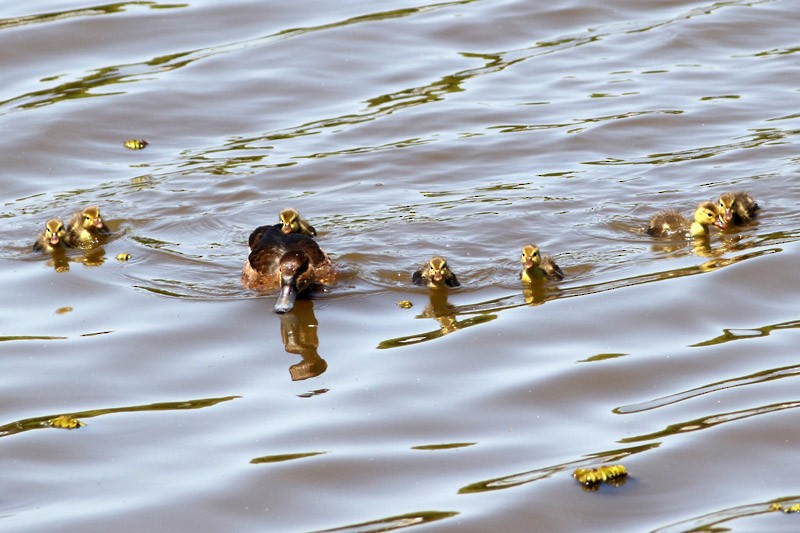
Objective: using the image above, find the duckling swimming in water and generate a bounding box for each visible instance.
[242,225,335,313]
[279,208,317,236]
[412,256,460,289]
[521,244,564,282]
[33,219,67,253]
[647,201,724,238]
[65,206,110,247]
[717,191,759,227]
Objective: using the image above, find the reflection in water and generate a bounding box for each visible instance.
[251,451,327,464]
[309,510,459,533]
[616,362,800,414]
[278,300,327,381]
[691,318,800,347]
[620,401,800,443]
[458,443,657,494]
[0,395,238,439]
[378,290,497,349]
[651,497,800,533]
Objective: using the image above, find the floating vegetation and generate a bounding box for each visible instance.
[123,139,149,150]
[116,253,132,261]
[396,300,413,309]
[48,415,85,429]
[572,464,628,488]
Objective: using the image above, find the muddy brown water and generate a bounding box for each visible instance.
[2,1,800,531]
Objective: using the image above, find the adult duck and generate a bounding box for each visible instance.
[242,225,335,313]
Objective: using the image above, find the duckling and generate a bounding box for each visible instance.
[279,208,317,236]
[242,225,335,313]
[33,219,67,253]
[65,206,110,247]
[717,191,759,226]
[412,256,460,288]
[521,244,564,282]
[647,201,723,238]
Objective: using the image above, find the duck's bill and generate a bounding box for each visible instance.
[714,217,727,230]
[274,283,298,314]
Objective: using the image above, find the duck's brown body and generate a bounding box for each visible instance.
[521,244,563,282]
[717,191,759,226]
[65,206,110,247]
[33,219,67,253]
[242,224,335,313]
[647,201,723,238]
[412,256,460,288]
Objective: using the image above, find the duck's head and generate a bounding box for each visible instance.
[521,244,541,270]
[274,250,312,314]
[46,219,66,246]
[279,208,302,235]
[695,201,725,229]
[81,206,105,230]
[717,193,735,224]
[426,256,454,287]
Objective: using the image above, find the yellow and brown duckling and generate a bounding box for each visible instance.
[242,224,335,313]
[65,206,110,247]
[279,208,317,237]
[521,244,564,282]
[412,256,460,289]
[717,191,759,227]
[647,201,724,238]
[33,219,67,253]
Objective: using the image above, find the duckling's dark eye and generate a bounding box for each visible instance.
[57,225,64,232]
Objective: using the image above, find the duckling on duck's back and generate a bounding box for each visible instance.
[33,219,67,253]
[520,244,563,282]
[717,191,759,226]
[65,206,110,247]
[647,201,723,238]
[279,208,317,236]
[412,256,460,289]
[242,225,335,313]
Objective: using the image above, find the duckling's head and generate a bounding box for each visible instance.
[427,256,453,286]
[274,250,312,313]
[521,244,541,270]
[46,219,66,246]
[694,201,724,229]
[81,206,105,230]
[279,208,302,235]
[717,193,735,223]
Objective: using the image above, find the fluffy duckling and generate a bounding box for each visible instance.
[717,191,759,226]
[647,201,724,238]
[521,244,564,282]
[279,208,317,237]
[412,256,460,289]
[242,225,335,313]
[33,219,67,253]
[65,206,109,247]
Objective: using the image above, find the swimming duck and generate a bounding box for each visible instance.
[33,219,67,253]
[717,191,759,226]
[65,206,109,247]
[412,256,460,288]
[647,201,724,238]
[521,244,564,282]
[242,224,335,313]
[279,208,317,236]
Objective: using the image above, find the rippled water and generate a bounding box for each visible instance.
[2,1,799,531]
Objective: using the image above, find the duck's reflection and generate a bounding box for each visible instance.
[277,299,328,380]
[378,290,497,349]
